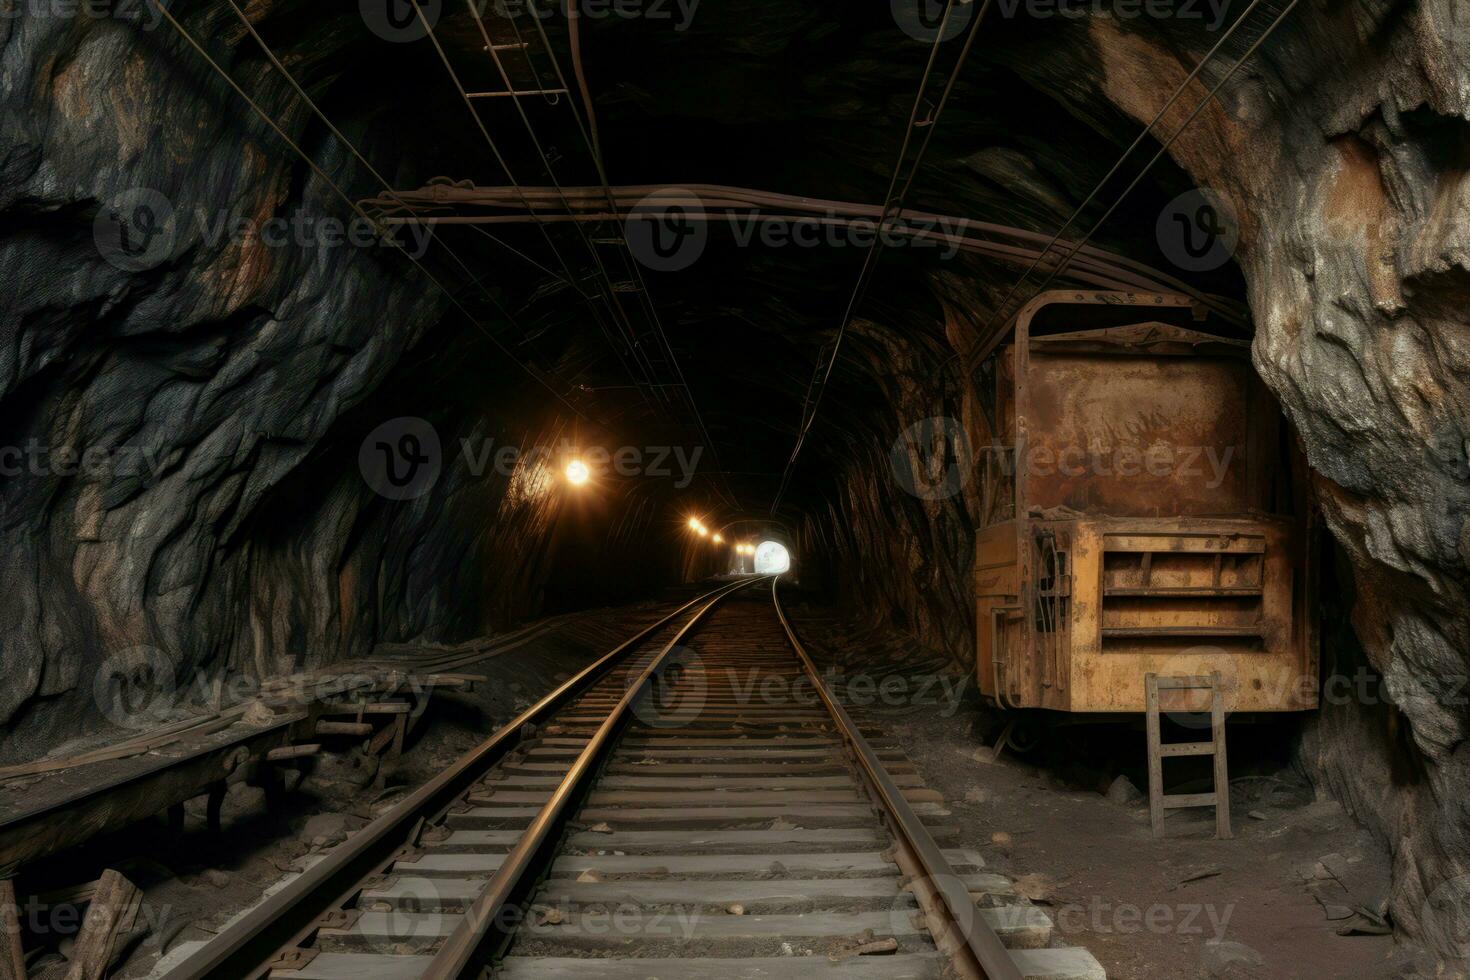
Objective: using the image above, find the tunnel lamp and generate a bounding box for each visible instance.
[712,534,724,544]
[696,526,708,537]
[565,459,590,486]
[687,517,703,532]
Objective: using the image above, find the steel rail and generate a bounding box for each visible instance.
[158,577,754,980]
[770,577,1025,980]
[420,575,768,978]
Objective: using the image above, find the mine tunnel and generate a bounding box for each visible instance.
[0,1,1464,978]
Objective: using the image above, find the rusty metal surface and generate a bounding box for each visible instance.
[974,291,1318,715]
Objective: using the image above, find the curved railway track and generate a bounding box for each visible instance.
[162,578,1103,980]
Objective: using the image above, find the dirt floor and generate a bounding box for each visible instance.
[784,599,1414,980]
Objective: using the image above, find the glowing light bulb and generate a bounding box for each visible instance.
[565,459,590,485]
[712,533,724,544]
[696,526,708,537]
[688,517,702,531]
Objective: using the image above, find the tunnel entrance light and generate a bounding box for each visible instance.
[754,540,791,574]
[565,459,590,485]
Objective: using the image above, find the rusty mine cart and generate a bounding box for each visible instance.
[973,290,1319,723]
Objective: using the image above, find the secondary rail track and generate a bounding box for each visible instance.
[163,578,1103,980]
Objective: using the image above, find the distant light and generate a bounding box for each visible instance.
[712,533,724,544]
[565,459,590,485]
[696,526,708,537]
[687,516,703,532]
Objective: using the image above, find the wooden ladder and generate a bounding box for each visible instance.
[1146,672,1232,839]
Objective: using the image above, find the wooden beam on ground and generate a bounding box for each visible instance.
[62,870,142,980]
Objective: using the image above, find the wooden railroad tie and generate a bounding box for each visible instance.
[1145,671,1232,839]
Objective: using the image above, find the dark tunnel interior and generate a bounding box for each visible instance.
[2,1,1470,977]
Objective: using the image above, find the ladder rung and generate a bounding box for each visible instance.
[1152,675,1219,690]
[467,88,569,99]
[487,42,530,51]
[1161,792,1218,809]
[1158,741,1215,758]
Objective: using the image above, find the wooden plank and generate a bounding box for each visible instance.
[1160,792,1218,809]
[63,870,142,980]
[1009,947,1108,979]
[531,908,924,941]
[492,775,865,791]
[273,953,433,980]
[1211,672,1233,840]
[563,829,881,850]
[0,880,24,980]
[1157,742,1214,757]
[536,877,908,908]
[1146,673,1164,837]
[496,955,944,979]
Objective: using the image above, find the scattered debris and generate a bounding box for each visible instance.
[1201,939,1266,978]
[1247,810,1267,821]
[726,904,745,916]
[1168,866,1223,891]
[585,822,613,834]
[990,831,1012,847]
[964,786,989,804]
[1105,774,1144,806]
[828,930,899,962]
[575,870,599,883]
[1012,873,1055,903]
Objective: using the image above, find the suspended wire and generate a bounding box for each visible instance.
[406,0,662,411]
[771,0,993,516]
[973,0,1281,345]
[151,1,588,419]
[511,0,744,511]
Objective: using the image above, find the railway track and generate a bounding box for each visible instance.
[162,578,1104,980]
